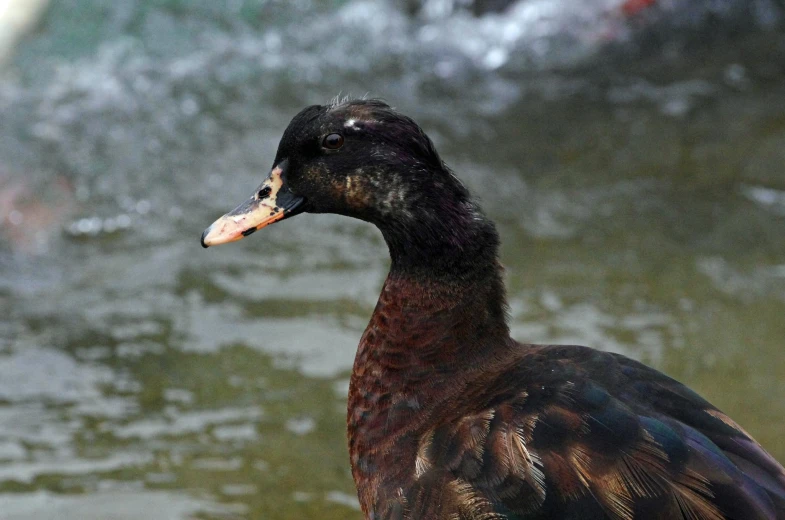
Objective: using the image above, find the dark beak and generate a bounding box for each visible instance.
[201,160,305,248]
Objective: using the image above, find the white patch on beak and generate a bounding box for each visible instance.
[345,119,356,129]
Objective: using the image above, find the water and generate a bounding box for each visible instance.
[1,1,784,518]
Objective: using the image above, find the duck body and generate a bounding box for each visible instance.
[348,269,785,520]
[201,99,785,519]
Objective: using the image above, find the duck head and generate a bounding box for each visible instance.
[201,99,498,277]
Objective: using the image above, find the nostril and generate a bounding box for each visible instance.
[258,186,272,199]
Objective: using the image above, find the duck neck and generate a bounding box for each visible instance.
[379,195,503,281]
[383,194,510,347]
[374,259,512,371]
[347,198,514,509]
[353,205,512,402]
[347,210,513,502]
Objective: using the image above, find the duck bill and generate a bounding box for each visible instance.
[201,160,304,248]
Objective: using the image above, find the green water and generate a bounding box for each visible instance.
[0,1,784,518]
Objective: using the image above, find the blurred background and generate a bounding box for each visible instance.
[1,0,784,518]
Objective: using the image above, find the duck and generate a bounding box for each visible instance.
[201,99,785,520]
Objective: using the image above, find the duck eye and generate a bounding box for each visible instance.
[322,133,344,150]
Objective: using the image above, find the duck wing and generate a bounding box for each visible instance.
[395,345,785,519]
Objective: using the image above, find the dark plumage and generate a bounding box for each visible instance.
[201,99,785,519]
